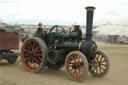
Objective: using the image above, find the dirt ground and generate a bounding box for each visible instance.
[0,41,128,85]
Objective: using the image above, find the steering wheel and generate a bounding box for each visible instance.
[49,25,66,36]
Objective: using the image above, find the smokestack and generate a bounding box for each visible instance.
[85,6,95,40]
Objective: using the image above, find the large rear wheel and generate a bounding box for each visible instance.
[65,51,88,81]
[21,37,47,73]
[89,50,110,77]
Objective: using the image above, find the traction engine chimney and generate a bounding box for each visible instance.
[85,6,95,40]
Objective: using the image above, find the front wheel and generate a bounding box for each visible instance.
[65,51,88,81]
[89,50,110,77]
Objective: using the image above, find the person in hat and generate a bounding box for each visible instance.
[36,23,43,33]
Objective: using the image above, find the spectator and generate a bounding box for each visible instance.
[36,23,43,33]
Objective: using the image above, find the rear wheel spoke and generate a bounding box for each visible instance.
[28,42,33,49]
[35,54,42,57]
[34,57,41,64]
[38,56,42,61]
[24,49,30,53]
[100,66,105,71]
[24,57,31,62]
[34,46,40,51]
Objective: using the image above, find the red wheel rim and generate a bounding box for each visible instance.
[21,39,43,72]
[91,53,108,75]
[66,54,85,80]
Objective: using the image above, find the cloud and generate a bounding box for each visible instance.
[0,0,21,3]
[0,0,128,26]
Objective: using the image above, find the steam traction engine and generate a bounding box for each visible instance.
[21,7,110,81]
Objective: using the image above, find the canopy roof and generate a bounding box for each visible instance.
[94,24,128,36]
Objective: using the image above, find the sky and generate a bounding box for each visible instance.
[0,0,128,26]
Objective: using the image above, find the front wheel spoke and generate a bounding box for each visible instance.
[96,68,98,74]
[80,62,84,66]
[79,69,84,73]
[96,54,100,61]
[76,70,78,77]
[77,56,80,63]
[101,60,106,63]
[80,66,85,70]
[100,63,107,66]
[70,68,74,72]
[100,56,104,61]
[99,67,102,73]
[73,70,77,75]
[69,61,74,64]
[96,56,99,61]
[72,57,77,64]
[68,64,72,67]
[100,66,105,71]
[93,67,97,72]
[78,68,81,76]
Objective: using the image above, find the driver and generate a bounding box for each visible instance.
[71,25,82,39]
[36,23,43,33]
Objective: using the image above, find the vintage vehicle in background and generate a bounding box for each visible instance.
[21,7,110,81]
[20,33,29,43]
[0,31,19,64]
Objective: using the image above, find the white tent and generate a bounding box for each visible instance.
[94,24,128,36]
